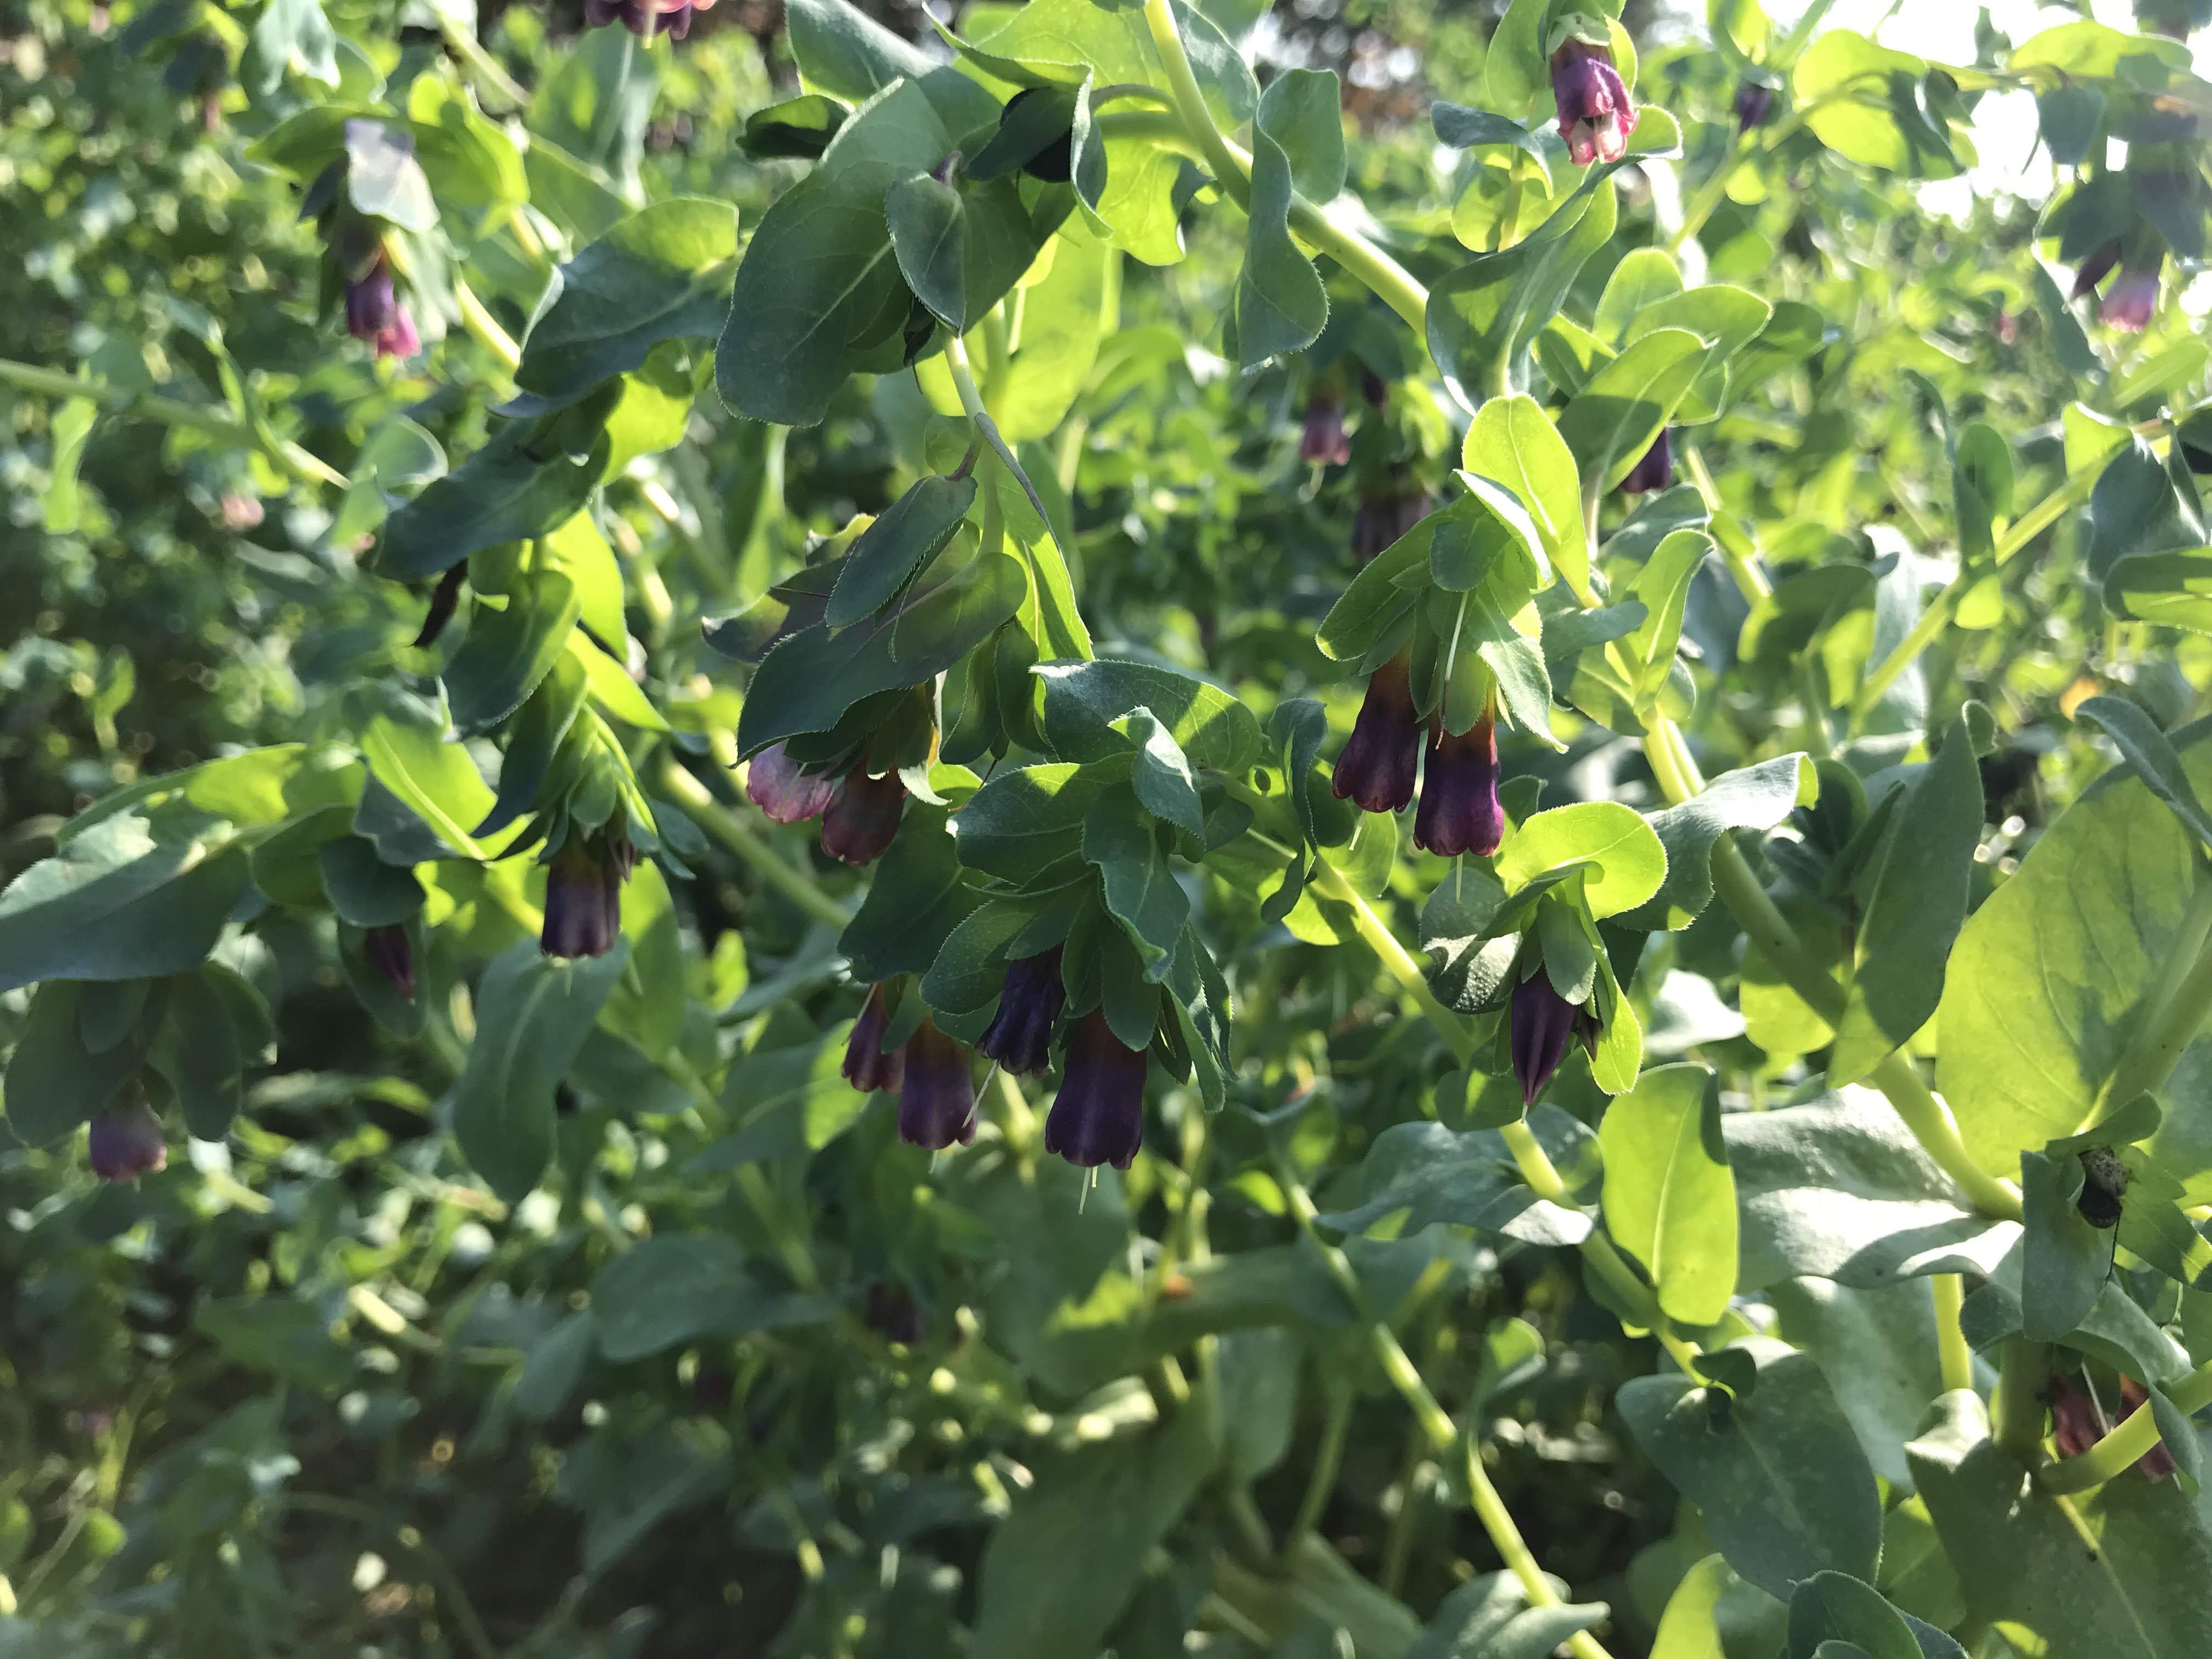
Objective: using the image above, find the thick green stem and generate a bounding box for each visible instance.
[0,354,347,488]
[1275,1164,1613,1659]
[1931,1274,1974,1395]
[659,760,853,933]
[1994,1340,2052,1464]
[453,277,522,373]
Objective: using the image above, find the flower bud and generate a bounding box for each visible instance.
[1414,711,1504,858]
[584,0,710,37]
[842,984,905,1094]
[88,1087,166,1183]
[1300,391,1351,467]
[1509,972,1578,1105]
[541,835,629,960]
[745,742,837,825]
[820,767,906,866]
[2100,260,2161,333]
[1551,40,1638,167]
[975,948,1067,1075]
[2070,239,2123,301]
[1620,427,1673,496]
[343,251,421,361]
[1043,1010,1147,1171]
[413,562,467,649]
[1733,79,1774,131]
[897,1019,977,1151]
[364,923,415,1000]
[1333,653,1422,815]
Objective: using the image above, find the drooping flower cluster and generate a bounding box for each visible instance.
[541,831,638,960]
[1332,655,1506,858]
[583,0,715,38]
[745,743,908,867]
[1551,39,1638,166]
[844,959,1150,1172]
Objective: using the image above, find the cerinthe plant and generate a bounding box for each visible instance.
[7,0,2212,1652]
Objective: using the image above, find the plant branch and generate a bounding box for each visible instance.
[0,355,348,489]
[658,760,853,933]
[453,277,522,374]
[1931,1274,1974,1394]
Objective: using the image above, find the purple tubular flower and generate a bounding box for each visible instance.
[1300,391,1351,467]
[1621,427,1674,496]
[1733,80,1774,131]
[1333,654,1422,815]
[2100,262,2161,332]
[897,1020,976,1150]
[1044,1010,1149,1170]
[1414,712,1504,858]
[364,924,415,1000]
[2071,239,2123,301]
[975,948,1067,1075]
[842,984,906,1094]
[344,257,397,343]
[746,743,837,825]
[88,1089,166,1183]
[1509,973,1581,1106]
[821,768,906,866]
[1551,40,1638,167]
[541,836,628,960]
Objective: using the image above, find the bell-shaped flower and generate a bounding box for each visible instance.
[1334,653,1423,814]
[1413,711,1504,858]
[1551,40,1638,166]
[2100,259,2161,333]
[1299,390,1351,467]
[541,833,631,960]
[746,743,837,825]
[975,948,1066,1075]
[1043,1010,1147,1171]
[820,767,906,866]
[89,1087,166,1183]
[897,1019,976,1151]
[842,984,906,1095]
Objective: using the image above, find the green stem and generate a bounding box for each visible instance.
[1274,1162,1614,1659]
[1135,0,1427,333]
[434,9,529,108]
[453,277,521,373]
[0,354,347,489]
[658,760,853,933]
[1286,1381,1353,1551]
[2041,1359,2212,1493]
[1932,1274,1974,1395]
[1665,100,1830,255]
[1994,1339,2052,1465]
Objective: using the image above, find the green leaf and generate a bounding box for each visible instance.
[842,805,982,983]
[1404,1571,1608,1659]
[1495,801,1667,920]
[1463,395,1589,603]
[1650,1552,1732,1659]
[512,198,738,410]
[592,1233,834,1363]
[1909,1390,2212,1658]
[445,571,583,737]
[785,0,997,135]
[736,551,1025,757]
[1618,1340,1883,1602]
[825,474,979,628]
[1556,328,1712,493]
[1725,1096,2021,1291]
[2105,546,2212,634]
[2018,1149,2111,1342]
[1428,177,1618,411]
[1620,756,1816,931]
[1594,248,1684,347]
[0,809,251,994]
[2075,695,2212,851]
[1791,33,1963,180]
[1619,528,1716,702]
[597,863,687,1061]
[1787,1573,1958,1659]
[196,1297,351,1391]
[450,940,632,1201]
[40,396,94,534]
[1034,659,1262,775]
[1258,68,1346,204]
[996,218,1118,442]
[921,900,1036,1013]
[382,421,611,580]
[969,1400,1218,1659]
[1315,514,1433,665]
[1083,798,1189,977]
[343,118,437,233]
[148,964,270,1141]
[1434,472,1547,594]
[3,982,141,1143]
[353,684,502,859]
[1829,717,1983,1085]
[1600,1064,1737,1325]
[1938,713,2212,1188]
[955,762,1107,888]
[1233,121,1327,365]
[316,836,424,926]
[1113,709,1206,841]
[1320,1112,1597,1247]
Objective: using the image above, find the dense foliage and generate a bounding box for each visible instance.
[10,0,2212,1653]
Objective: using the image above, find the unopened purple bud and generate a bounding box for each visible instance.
[2070,240,2123,301]
[1509,972,1580,1105]
[1333,653,1422,815]
[842,984,905,1094]
[1300,391,1351,467]
[1551,40,1638,167]
[820,768,906,866]
[1043,1010,1147,1171]
[413,562,467,649]
[2100,262,2161,333]
[1414,712,1503,858]
[745,743,836,825]
[1620,427,1674,496]
[364,924,415,999]
[975,948,1067,1075]
[541,836,628,960]
[1733,80,1774,131]
[88,1088,166,1183]
[1360,367,1391,409]
[897,1020,976,1150]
